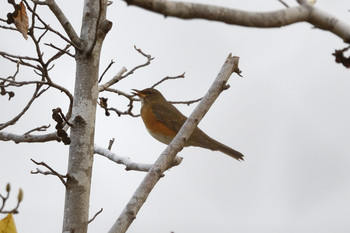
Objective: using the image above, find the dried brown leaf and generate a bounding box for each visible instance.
[13,2,28,39]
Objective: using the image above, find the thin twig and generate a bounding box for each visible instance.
[36,0,82,49]
[23,124,51,135]
[99,59,115,83]
[151,72,185,88]
[119,46,154,81]
[0,83,42,130]
[278,0,289,8]
[30,159,67,186]
[45,43,74,61]
[108,138,115,150]
[170,97,202,106]
[88,208,103,224]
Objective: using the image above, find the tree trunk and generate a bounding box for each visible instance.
[62,0,109,232]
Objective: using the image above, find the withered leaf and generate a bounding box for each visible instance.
[13,1,29,39]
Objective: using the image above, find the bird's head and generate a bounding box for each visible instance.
[132,88,166,104]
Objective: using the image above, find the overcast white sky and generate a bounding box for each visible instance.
[1,0,350,232]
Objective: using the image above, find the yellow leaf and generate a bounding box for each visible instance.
[0,213,17,233]
[13,1,29,39]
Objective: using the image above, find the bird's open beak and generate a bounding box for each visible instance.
[131,89,145,97]
[131,89,140,96]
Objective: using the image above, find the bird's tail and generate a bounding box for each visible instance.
[188,128,244,161]
[210,138,244,161]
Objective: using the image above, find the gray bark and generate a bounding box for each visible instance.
[62,0,110,232]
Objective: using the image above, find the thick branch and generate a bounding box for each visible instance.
[0,131,59,143]
[108,54,241,233]
[308,6,350,42]
[98,67,128,92]
[124,0,309,26]
[124,0,350,42]
[94,145,182,172]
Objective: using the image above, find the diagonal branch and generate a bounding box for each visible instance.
[98,67,128,92]
[37,0,82,49]
[108,54,241,233]
[123,0,350,42]
[0,83,43,130]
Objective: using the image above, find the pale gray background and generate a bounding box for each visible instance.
[1,1,350,232]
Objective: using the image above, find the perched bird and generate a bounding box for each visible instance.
[132,88,244,161]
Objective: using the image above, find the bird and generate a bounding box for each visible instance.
[132,88,244,161]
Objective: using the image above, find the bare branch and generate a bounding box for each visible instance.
[123,0,350,42]
[0,131,59,143]
[88,208,103,224]
[37,0,82,48]
[98,67,128,92]
[108,54,241,233]
[30,159,67,186]
[99,88,140,117]
[94,145,183,172]
[108,138,115,150]
[27,1,75,46]
[45,44,74,63]
[150,72,185,88]
[169,97,202,106]
[0,183,23,214]
[0,77,73,121]
[0,83,44,130]
[0,51,39,69]
[104,88,135,98]
[278,0,289,8]
[119,46,154,81]
[99,60,115,83]
[23,124,51,135]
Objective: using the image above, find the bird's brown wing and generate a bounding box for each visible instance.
[151,102,187,133]
[151,102,244,161]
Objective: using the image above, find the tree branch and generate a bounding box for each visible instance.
[94,145,183,172]
[119,46,154,81]
[30,159,67,186]
[123,0,350,42]
[0,131,59,143]
[0,83,43,130]
[0,183,23,214]
[108,54,241,233]
[99,59,115,83]
[38,0,82,48]
[23,124,51,135]
[98,67,128,92]
[150,72,185,88]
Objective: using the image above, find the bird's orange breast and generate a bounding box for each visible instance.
[141,104,177,144]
